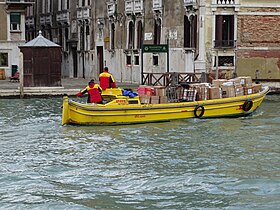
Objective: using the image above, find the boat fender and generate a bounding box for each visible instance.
[242,99,253,111]
[194,105,205,118]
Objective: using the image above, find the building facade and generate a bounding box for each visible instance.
[0,0,32,78]
[23,0,280,83]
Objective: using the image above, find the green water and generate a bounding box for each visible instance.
[0,95,279,209]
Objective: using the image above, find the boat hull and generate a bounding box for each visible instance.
[62,86,269,125]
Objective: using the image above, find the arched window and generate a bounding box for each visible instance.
[136,21,143,49]
[154,18,161,45]
[184,15,197,48]
[110,23,115,50]
[128,21,134,49]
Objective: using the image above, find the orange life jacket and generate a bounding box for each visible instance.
[99,71,116,90]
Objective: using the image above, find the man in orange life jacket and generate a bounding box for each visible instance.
[99,67,116,90]
[75,79,103,104]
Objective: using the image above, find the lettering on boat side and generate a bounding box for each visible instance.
[116,99,127,104]
[237,105,243,110]
[135,115,146,118]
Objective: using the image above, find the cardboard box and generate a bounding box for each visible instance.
[196,87,209,101]
[229,77,241,86]
[137,86,154,96]
[235,85,244,97]
[150,96,159,104]
[238,76,252,87]
[252,83,262,93]
[212,79,228,87]
[159,96,168,104]
[140,95,150,104]
[222,86,235,98]
[243,86,253,95]
[154,86,166,96]
[209,87,222,99]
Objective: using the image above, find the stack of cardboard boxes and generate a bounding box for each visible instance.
[137,76,262,104]
[138,86,168,104]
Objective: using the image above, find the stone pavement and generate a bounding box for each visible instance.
[0,78,139,98]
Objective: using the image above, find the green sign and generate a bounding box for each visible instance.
[142,44,168,53]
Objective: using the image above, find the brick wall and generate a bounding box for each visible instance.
[237,13,280,80]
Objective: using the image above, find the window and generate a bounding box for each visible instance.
[128,21,134,49]
[0,53,8,67]
[134,55,139,65]
[153,55,158,66]
[215,15,234,48]
[65,27,69,51]
[184,15,197,48]
[154,18,161,45]
[10,12,21,31]
[110,23,115,50]
[126,55,132,65]
[218,56,234,67]
[136,21,143,49]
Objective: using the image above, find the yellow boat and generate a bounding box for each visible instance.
[61,86,269,126]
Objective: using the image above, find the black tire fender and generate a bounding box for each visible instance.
[194,105,205,118]
[242,99,253,111]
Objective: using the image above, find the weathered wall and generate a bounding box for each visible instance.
[0,4,7,40]
[237,6,280,79]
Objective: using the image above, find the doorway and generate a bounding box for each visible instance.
[72,47,78,78]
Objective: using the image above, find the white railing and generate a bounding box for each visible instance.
[125,0,133,13]
[216,0,235,4]
[134,0,143,13]
[153,0,162,10]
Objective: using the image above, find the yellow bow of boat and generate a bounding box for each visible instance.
[62,86,269,126]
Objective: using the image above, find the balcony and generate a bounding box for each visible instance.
[107,2,116,17]
[212,0,239,6]
[57,10,70,24]
[214,40,236,48]
[184,0,196,7]
[153,0,162,11]
[125,0,133,14]
[77,7,91,20]
[134,0,143,14]
[26,17,34,27]
[6,0,33,10]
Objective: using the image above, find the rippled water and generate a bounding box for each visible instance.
[0,96,279,209]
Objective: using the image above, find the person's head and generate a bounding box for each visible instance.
[104,67,108,72]
[88,79,95,85]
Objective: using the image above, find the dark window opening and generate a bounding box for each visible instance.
[0,53,8,67]
[154,19,161,45]
[136,21,143,49]
[65,27,69,51]
[153,55,158,66]
[59,28,63,46]
[86,25,90,35]
[218,56,234,66]
[128,21,134,49]
[126,55,132,65]
[134,55,139,65]
[10,12,21,30]
[111,23,115,50]
[184,15,197,48]
[215,15,235,48]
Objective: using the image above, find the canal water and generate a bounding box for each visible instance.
[0,95,279,210]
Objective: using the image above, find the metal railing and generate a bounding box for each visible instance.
[142,72,202,86]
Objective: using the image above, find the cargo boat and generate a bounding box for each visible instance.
[61,86,269,126]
